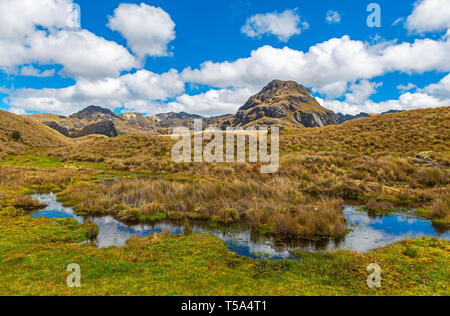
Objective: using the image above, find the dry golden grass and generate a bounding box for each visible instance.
[58,177,346,238]
[0,110,70,151]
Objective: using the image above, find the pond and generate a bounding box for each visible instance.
[32,193,450,260]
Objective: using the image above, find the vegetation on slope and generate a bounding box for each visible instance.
[0,110,70,159]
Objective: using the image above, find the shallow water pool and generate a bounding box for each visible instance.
[32,193,450,260]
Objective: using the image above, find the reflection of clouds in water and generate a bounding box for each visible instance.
[395,215,420,225]
[92,217,184,248]
[346,211,383,226]
[193,227,292,259]
[32,193,84,223]
[32,194,449,259]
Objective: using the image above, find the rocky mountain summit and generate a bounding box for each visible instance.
[230,80,339,128]
[69,105,119,121]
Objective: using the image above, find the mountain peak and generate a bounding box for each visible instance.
[232,80,338,128]
[70,105,118,120]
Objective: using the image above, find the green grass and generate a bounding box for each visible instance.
[0,209,448,296]
[0,154,106,170]
[0,154,63,167]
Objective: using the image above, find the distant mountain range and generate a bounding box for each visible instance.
[337,110,403,124]
[24,80,402,138]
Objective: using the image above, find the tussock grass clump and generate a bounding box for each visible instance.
[11,196,47,211]
[431,200,450,219]
[81,220,100,239]
[59,178,346,238]
[365,200,395,214]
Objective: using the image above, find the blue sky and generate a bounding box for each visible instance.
[0,0,450,116]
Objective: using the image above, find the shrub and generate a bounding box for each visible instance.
[11,131,21,142]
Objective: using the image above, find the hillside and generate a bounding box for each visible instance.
[281,106,449,158]
[49,106,450,171]
[27,106,158,137]
[0,110,69,158]
[229,80,339,128]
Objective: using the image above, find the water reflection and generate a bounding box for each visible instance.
[32,193,449,260]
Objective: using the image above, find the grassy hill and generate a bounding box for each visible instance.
[0,110,70,158]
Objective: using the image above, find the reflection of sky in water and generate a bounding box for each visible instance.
[32,193,450,260]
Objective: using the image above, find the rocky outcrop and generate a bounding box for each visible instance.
[295,111,338,127]
[44,121,70,137]
[71,121,118,138]
[230,80,339,128]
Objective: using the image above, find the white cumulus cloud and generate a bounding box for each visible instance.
[167,88,255,117]
[423,73,450,98]
[241,9,308,42]
[182,34,450,100]
[108,3,176,58]
[0,0,138,78]
[7,70,185,115]
[345,80,382,104]
[406,0,450,33]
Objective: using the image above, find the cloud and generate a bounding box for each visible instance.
[316,74,450,115]
[107,3,176,58]
[393,17,405,26]
[6,70,185,115]
[241,9,308,42]
[182,34,450,100]
[19,66,55,78]
[406,0,450,33]
[0,0,138,78]
[345,80,382,104]
[423,73,450,98]
[325,10,341,24]
[167,88,255,116]
[319,91,450,115]
[397,83,417,92]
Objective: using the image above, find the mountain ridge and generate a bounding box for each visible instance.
[23,80,410,137]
